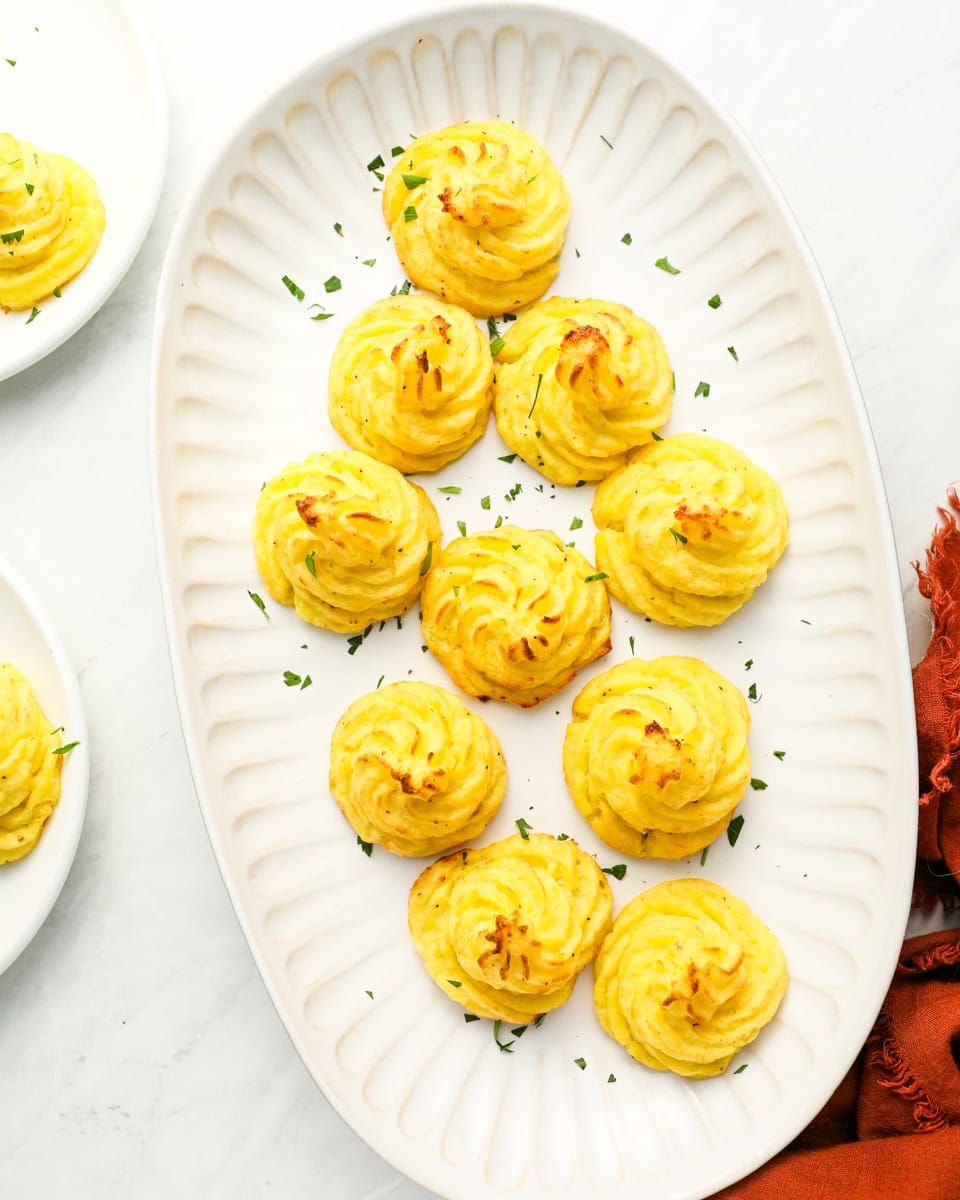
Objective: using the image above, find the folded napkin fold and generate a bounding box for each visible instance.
[713,494,960,1198]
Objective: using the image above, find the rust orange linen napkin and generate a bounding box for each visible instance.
[712,495,960,1199]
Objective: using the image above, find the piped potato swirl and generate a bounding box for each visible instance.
[253,450,441,633]
[593,433,789,626]
[383,122,570,317]
[563,657,750,859]
[494,297,673,485]
[329,681,506,856]
[409,832,613,1022]
[594,879,788,1077]
[0,132,105,311]
[420,524,612,707]
[328,295,494,473]
[0,664,63,864]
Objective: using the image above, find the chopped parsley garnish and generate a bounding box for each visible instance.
[498,453,517,463]
[621,232,632,245]
[438,485,461,494]
[456,520,467,537]
[324,275,342,293]
[727,814,745,846]
[464,1013,480,1023]
[480,495,491,509]
[773,750,786,761]
[305,551,317,577]
[5,59,15,66]
[1,229,24,245]
[419,540,434,576]
[533,1014,546,1028]
[628,635,635,655]
[403,205,418,223]
[694,381,711,398]
[308,304,332,321]
[668,527,688,544]
[607,1074,616,1083]
[575,247,581,258]
[447,979,462,988]
[391,145,404,157]
[365,990,374,999]
[452,585,460,597]
[750,778,768,791]
[584,572,608,582]
[333,222,343,236]
[570,516,583,530]
[515,817,533,840]
[700,847,709,866]
[376,675,384,689]
[362,258,376,267]
[744,658,753,670]
[574,1057,587,1070]
[801,618,812,625]
[283,670,303,687]
[52,286,62,297]
[556,833,570,841]
[493,1020,514,1053]
[602,864,627,880]
[708,293,722,309]
[25,183,34,195]
[655,256,680,274]
[347,624,374,655]
[511,1025,527,1037]
[357,836,373,857]
[52,741,79,755]
[728,345,739,361]
[651,430,664,441]
[281,274,304,300]
[301,675,312,690]
[401,172,428,189]
[494,515,503,528]
[747,683,760,702]
[366,154,385,172]
[248,590,269,619]
[600,134,613,149]
[734,1063,748,1074]
[528,372,543,418]
[490,335,504,356]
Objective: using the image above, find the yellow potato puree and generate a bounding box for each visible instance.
[409,832,612,1023]
[0,664,62,864]
[0,132,105,311]
[594,879,788,1077]
[329,681,506,856]
[383,122,570,318]
[563,656,751,859]
[328,295,494,473]
[494,297,673,485]
[594,433,789,626]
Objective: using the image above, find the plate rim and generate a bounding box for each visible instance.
[0,555,90,977]
[0,0,169,384]
[148,4,919,1196]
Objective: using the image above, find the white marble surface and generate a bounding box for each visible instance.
[0,0,957,1196]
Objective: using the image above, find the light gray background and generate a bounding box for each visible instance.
[1,0,957,1196]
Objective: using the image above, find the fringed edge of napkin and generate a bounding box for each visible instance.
[867,1013,950,1133]
[913,489,960,910]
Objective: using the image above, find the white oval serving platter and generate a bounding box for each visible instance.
[150,8,917,1198]
[0,0,167,382]
[0,556,89,976]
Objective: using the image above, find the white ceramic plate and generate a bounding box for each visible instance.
[0,0,167,382]
[151,8,917,1198]
[0,557,89,975]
